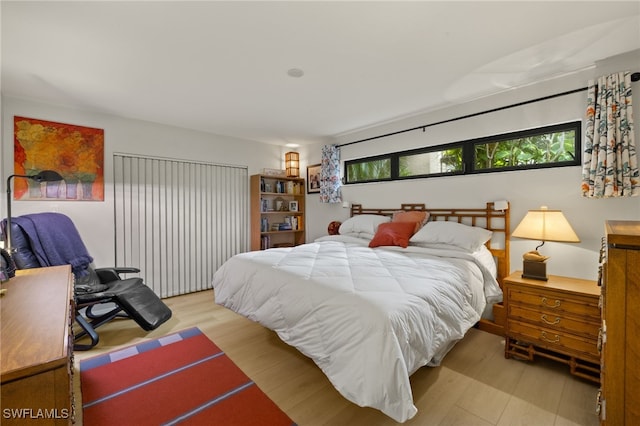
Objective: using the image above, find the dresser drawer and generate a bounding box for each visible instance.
[508,304,600,338]
[508,287,600,319]
[508,319,599,361]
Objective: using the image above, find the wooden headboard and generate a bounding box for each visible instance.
[350,202,511,288]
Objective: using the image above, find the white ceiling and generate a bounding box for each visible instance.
[2,1,639,146]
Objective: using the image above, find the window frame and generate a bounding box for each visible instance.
[343,121,581,184]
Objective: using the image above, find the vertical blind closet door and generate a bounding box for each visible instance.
[114,154,248,297]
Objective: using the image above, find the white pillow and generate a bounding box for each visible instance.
[339,214,390,239]
[409,221,493,252]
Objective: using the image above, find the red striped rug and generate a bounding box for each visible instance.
[80,327,296,425]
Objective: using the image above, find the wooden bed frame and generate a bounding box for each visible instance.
[350,202,510,336]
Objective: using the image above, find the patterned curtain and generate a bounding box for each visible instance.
[582,71,638,198]
[320,144,342,203]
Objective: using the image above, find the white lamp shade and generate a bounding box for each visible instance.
[512,207,580,243]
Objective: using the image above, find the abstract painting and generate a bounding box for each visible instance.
[13,116,104,201]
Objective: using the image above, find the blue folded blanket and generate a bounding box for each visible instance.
[11,213,94,277]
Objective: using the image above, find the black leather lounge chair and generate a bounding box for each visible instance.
[2,212,172,350]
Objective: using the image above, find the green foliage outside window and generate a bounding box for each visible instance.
[346,158,391,182]
[400,148,463,177]
[439,148,464,173]
[473,130,576,170]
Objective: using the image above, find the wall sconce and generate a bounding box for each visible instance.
[511,206,580,281]
[285,152,299,177]
[5,170,64,254]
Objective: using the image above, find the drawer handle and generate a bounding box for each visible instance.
[597,265,603,287]
[541,297,561,308]
[540,331,560,343]
[540,314,560,325]
[597,329,603,353]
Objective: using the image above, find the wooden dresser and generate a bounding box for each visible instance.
[597,221,640,425]
[504,271,601,383]
[1,265,74,425]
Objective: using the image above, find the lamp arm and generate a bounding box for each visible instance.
[5,175,15,253]
[535,241,545,252]
[4,174,33,253]
[4,171,63,253]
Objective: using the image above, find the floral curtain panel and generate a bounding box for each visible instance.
[320,144,342,203]
[582,71,638,198]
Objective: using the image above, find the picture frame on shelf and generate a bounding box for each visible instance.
[307,163,321,194]
[274,197,287,211]
[289,201,298,212]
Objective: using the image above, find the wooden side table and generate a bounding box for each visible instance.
[503,271,601,383]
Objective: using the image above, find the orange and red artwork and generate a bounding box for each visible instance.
[13,117,104,201]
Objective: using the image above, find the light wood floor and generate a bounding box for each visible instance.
[73,290,600,426]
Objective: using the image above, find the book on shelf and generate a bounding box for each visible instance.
[283,216,299,230]
[279,223,292,231]
[270,222,292,231]
[260,235,271,250]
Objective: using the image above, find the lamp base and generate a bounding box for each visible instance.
[522,259,548,281]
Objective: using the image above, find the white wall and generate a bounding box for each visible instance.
[304,49,640,280]
[1,96,314,267]
[3,50,638,281]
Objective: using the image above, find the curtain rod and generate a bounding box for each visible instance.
[339,71,640,148]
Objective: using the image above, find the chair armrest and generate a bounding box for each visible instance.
[95,267,141,282]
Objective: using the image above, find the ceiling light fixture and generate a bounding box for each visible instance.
[287,68,304,78]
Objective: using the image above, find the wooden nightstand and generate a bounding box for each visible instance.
[504,271,601,383]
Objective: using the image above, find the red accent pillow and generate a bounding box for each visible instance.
[368,222,417,248]
[392,210,430,233]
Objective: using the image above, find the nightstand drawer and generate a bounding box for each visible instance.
[508,319,599,361]
[508,288,600,319]
[508,304,600,338]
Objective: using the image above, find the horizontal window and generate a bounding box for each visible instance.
[473,124,579,172]
[345,156,391,184]
[344,121,581,184]
[399,146,463,178]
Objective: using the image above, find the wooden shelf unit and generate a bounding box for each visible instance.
[250,174,305,251]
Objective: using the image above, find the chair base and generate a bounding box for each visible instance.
[74,304,128,350]
[73,286,172,350]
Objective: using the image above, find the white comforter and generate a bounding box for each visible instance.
[212,236,502,422]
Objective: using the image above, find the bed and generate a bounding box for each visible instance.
[212,202,510,422]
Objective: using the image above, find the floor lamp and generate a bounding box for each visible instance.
[5,170,64,254]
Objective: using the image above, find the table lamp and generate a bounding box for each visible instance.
[511,206,580,281]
